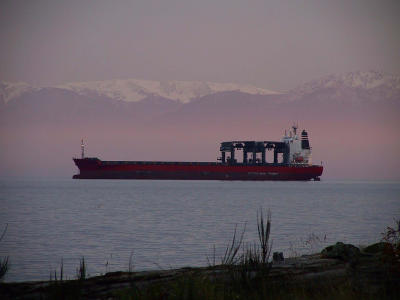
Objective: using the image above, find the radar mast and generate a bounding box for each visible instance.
[81,139,85,159]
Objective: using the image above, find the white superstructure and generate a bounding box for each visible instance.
[281,124,312,165]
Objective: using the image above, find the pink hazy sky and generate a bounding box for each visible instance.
[1,0,399,91]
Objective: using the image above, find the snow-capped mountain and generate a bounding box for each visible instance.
[2,71,399,105]
[57,79,279,104]
[0,81,37,104]
[290,71,400,102]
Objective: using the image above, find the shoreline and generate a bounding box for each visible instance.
[1,242,399,299]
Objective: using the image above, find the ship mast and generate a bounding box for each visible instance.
[81,139,85,159]
[292,122,298,136]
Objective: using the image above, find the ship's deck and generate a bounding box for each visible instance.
[99,160,315,167]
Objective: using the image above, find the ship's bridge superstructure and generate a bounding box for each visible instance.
[280,124,312,165]
[219,125,313,165]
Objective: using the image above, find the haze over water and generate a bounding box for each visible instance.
[0,178,398,282]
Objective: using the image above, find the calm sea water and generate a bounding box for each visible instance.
[0,179,399,282]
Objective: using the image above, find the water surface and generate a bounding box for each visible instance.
[0,179,399,282]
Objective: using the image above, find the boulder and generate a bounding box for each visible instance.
[273,252,284,263]
[321,242,360,261]
[363,242,391,254]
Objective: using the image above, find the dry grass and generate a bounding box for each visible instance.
[0,224,9,281]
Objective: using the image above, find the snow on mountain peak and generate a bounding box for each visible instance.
[290,71,400,100]
[2,71,398,105]
[334,70,400,89]
[57,79,279,103]
[0,81,37,104]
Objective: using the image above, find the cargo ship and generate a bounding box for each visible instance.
[73,125,323,180]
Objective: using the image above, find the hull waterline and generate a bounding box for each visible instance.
[72,159,323,181]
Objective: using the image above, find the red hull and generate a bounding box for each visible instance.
[73,158,323,181]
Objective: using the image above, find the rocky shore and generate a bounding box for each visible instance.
[1,242,399,299]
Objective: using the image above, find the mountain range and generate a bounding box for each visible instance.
[0,71,399,179]
[2,70,399,105]
[0,79,279,105]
